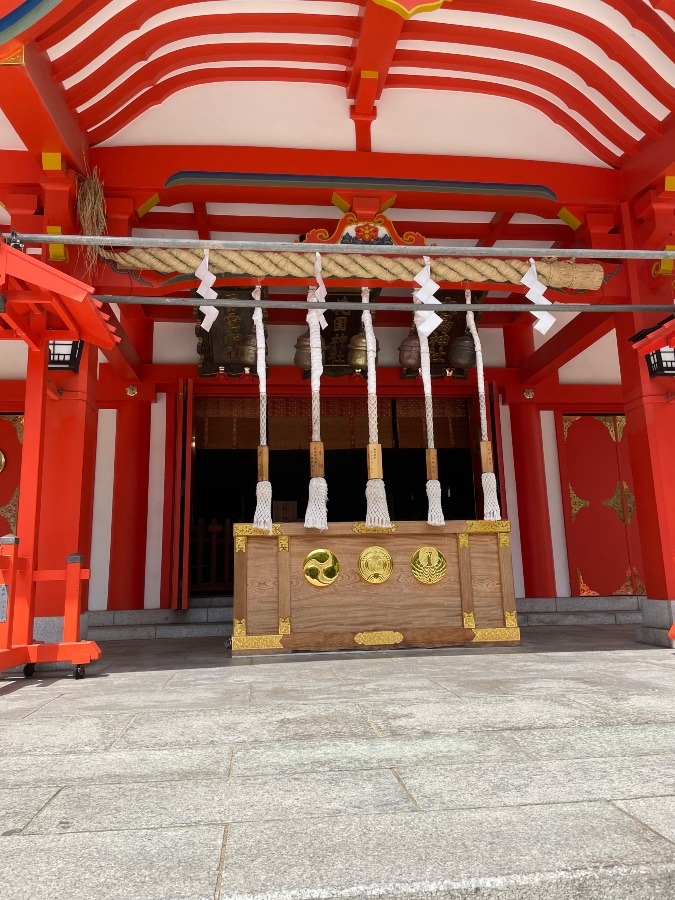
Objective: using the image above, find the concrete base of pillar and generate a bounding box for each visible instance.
[636,599,675,648]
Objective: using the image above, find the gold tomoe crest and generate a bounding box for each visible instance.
[411,547,447,584]
[303,549,340,587]
[358,546,393,584]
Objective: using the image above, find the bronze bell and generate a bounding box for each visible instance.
[294,329,325,369]
[347,329,372,372]
[446,331,476,370]
[236,331,258,367]
[398,330,421,369]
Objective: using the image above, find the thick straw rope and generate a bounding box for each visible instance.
[465,289,501,521]
[362,287,391,528]
[251,291,274,533]
[102,247,603,291]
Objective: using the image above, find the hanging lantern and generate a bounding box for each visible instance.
[294,328,325,369]
[446,332,476,370]
[236,331,258,367]
[629,315,675,377]
[398,330,421,369]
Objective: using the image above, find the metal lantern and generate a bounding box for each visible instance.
[629,315,675,378]
[446,332,476,370]
[236,332,258,367]
[47,340,84,372]
[645,346,675,377]
[398,330,421,369]
[293,329,325,369]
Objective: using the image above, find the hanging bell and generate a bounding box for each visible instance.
[398,330,421,369]
[347,329,369,372]
[446,331,476,370]
[236,331,258,367]
[293,329,325,369]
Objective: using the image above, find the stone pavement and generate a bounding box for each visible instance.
[1,625,675,899]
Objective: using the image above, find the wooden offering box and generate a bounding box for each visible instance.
[232,521,519,654]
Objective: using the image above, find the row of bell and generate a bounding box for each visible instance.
[238,327,476,372]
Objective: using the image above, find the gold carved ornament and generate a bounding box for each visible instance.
[602,481,636,526]
[472,627,520,643]
[504,610,518,628]
[569,484,590,523]
[354,631,403,646]
[233,523,282,553]
[0,487,18,534]
[498,533,511,548]
[352,522,398,534]
[0,450,5,473]
[278,536,289,552]
[231,617,290,651]
[465,520,511,532]
[303,549,340,587]
[411,547,447,585]
[577,569,599,597]
[358,546,393,584]
[458,533,470,549]
[462,611,476,629]
[562,416,580,441]
[594,416,617,442]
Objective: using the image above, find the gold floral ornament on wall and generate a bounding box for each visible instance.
[0,450,5,473]
[569,484,590,523]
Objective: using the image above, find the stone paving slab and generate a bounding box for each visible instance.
[0,714,134,756]
[511,723,675,760]
[0,746,233,787]
[26,683,251,716]
[26,769,413,834]
[397,753,675,810]
[614,797,675,844]
[0,786,59,835]
[219,803,675,898]
[0,826,225,900]
[233,732,531,777]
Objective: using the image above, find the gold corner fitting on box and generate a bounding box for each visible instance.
[471,627,521,643]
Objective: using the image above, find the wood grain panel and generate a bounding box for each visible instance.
[245,539,280,634]
[290,532,461,632]
[469,535,504,627]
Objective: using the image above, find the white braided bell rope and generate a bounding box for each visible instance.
[413,259,444,526]
[251,289,274,533]
[465,289,501,521]
[362,287,391,528]
[305,260,329,530]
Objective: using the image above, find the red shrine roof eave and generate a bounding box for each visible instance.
[0,242,118,349]
[631,315,675,356]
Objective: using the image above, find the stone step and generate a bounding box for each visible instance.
[517,596,643,627]
[518,611,643,627]
[189,595,233,608]
[87,622,232,641]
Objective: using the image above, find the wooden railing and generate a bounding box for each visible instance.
[190,518,233,595]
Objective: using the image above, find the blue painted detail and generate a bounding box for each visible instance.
[164,170,558,202]
[0,0,61,42]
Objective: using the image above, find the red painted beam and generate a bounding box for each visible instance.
[402,20,662,139]
[87,68,349,145]
[90,145,623,209]
[51,12,359,82]
[621,113,675,201]
[0,43,88,172]
[518,311,616,384]
[386,75,623,167]
[348,0,404,98]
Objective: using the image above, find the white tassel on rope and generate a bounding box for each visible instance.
[465,289,502,521]
[251,287,274,533]
[304,253,329,530]
[362,287,391,528]
[413,256,445,525]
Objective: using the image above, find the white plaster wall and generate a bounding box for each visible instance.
[541,410,571,597]
[0,342,27,378]
[88,409,117,610]
[144,394,167,609]
[154,323,198,364]
[558,329,621,384]
[498,401,525,599]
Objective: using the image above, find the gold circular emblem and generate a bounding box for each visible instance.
[303,549,340,587]
[0,451,5,473]
[358,546,393,584]
[411,546,447,585]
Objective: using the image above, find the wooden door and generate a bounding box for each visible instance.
[0,415,22,535]
[559,414,645,597]
[170,380,194,610]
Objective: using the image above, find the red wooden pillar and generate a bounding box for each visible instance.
[615,202,675,604]
[107,309,153,610]
[505,325,557,597]
[35,343,99,615]
[12,338,49,645]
